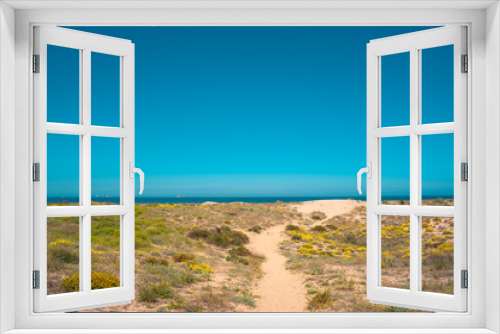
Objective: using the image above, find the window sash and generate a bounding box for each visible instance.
[366,26,468,312]
[33,25,136,313]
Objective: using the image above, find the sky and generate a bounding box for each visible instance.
[46,26,454,200]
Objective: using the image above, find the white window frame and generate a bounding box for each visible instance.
[366,26,467,312]
[33,26,136,313]
[1,1,499,333]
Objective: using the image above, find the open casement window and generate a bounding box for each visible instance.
[33,26,137,312]
[365,26,467,312]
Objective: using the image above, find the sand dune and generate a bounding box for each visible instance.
[291,199,365,220]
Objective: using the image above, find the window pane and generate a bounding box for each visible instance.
[47,45,80,124]
[92,52,120,127]
[381,215,410,290]
[421,216,454,294]
[47,217,80,295]
[421,45,454,124]
[381,52,410,127]
[421,134,454,206]
[47,134,79,206]
[91,216,121,290]
[381,137,410,205]
[91,137,121,205]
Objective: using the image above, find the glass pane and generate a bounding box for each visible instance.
[381,52,410,127]
[381,137,410,205]
[47,217,80,295]
[92,52,120,127]
[421,134,454,206]
[47,134,79,206]
[421,216,454,294]
[91,137,120,205]
[47,45,80,124]
[91,216,121,290]
[421,45,454,124]
[381,215,410,289]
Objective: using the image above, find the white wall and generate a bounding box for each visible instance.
[0,2,16,333]
[486,2,500,333]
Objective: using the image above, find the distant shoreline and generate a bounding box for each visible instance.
[47,195,454,205]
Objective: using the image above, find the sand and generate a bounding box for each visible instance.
[291,199,364,220]
[243,199,362,312]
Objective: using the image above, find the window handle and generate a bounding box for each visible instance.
[357,162,371,195]
[129,162,145,195]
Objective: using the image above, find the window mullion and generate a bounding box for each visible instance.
[409,47,420,294]
[82,47,92,294]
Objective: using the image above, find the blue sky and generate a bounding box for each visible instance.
[46,26,454,199]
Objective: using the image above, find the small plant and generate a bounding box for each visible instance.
[172,253,196,263]
[230,291,257,307]
[184,261,213,274]
[226,254,249,265]
[310,211,327,220]
[307,289,339,311]
[248,225,263,234]
[285,224,300,232]
[143,256,171,266]
[310,225,327,233]
[187,226,249,248]
[229,246,251,257]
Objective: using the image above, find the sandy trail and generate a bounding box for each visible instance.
[245,224,307,312]
[243,199,363,312]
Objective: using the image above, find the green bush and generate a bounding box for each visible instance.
[139,283,173,303]
[307,289,339,311]
[285,224,300,232]
[226,254,249,265]
[187,226,249,248]
[248,225,263,234]
[310,225,327,233]
[229,246,251,257]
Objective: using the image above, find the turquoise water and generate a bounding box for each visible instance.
[47,195,452,205]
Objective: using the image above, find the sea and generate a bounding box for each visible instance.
[47,195,453,205]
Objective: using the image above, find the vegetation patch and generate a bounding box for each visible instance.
[172,253,196,263]
[61,271,120,292]
[248,225,263,233]
[187,226,249,248]
[307,289,339,311]
[229,246,251,257]
[143,256,171,266]
[230,291,257,307]
[139,282,173,303]
[226,254,250,266]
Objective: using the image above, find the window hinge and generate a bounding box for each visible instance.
[33,270,40,289]
[33,163,40,182]
[461,54,468,73]
[461,162,468,182]
[33,54,40,73]
[461,270,468,289]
